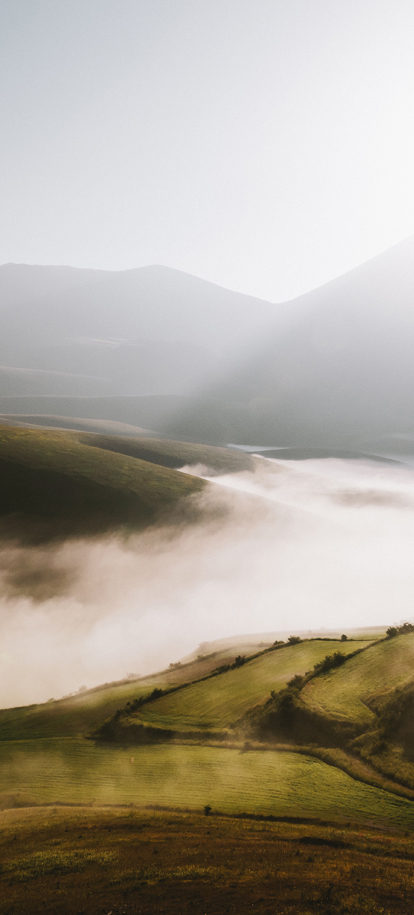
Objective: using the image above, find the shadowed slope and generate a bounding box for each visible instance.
[0,426,205,540]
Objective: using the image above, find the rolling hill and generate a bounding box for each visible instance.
[300,632,414,726]
[111,639,371,737]
[2,630,414,832]
[0,425,255,539]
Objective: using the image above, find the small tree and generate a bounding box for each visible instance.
[288,636,301,645]
[386,627,397,639]
[340,634,348,641]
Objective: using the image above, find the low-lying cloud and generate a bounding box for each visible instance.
[1,456,414,708]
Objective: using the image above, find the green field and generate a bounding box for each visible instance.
[301,633,414,724]
[1,739,413,828]
[0,651,248,742]
[128,640,373,733]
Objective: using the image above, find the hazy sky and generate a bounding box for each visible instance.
[2,0,414,300]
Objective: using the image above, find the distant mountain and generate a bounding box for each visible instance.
[3,238,414,451]
[0,263,280,398]
[161,236,414,448]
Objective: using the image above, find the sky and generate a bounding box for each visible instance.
[1,0,414,301]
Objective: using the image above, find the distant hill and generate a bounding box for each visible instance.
[4,239,414,450]
[0,263,279,399]
[0,427,253,540]
[161,236,414,448]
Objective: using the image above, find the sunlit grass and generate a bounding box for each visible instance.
[130,640,372,731]
[301,633,414,724]
[0,739,413,828]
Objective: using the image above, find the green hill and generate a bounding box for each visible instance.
[80,432,253,474]
[300,633,414,725]
[0,648,253,741]
[106,639,371,738]
[0,425,256,539]
[3,632,414,824]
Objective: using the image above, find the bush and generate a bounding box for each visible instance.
[313,652,346,674]
[287,636,301,645]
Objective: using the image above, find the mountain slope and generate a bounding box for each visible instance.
[4,238,414,447]
[0,263,279,398]
[162,236,414,446]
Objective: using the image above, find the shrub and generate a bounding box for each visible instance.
[313,651,346,674]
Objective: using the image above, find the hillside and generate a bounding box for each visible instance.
[0,426,216,539]
[110,639,370,738]
[0,649,250,741]
[300,632,414,725]
[4,241,414,449]
[3,631,414,832]
[0,263,278,402]
[161,236,414,447]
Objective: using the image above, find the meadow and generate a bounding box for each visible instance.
[1,739,413,829]
[300,632,414,725]
[125,639,372,733]
[0,649,248,741]
[2,630,414,914]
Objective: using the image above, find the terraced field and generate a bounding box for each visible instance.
[1,739,413,828]
[0,651,247,741]
[301,633,414,724]
[129,640,372,732]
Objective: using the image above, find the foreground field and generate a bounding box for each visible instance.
[0,740,413,829]
[122,640,372,734]
[1,805,414,915]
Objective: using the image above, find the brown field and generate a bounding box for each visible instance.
[1,805,414,915]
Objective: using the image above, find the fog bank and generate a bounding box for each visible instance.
[1,457,414,708]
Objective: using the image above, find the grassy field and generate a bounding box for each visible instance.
[126,640,372,733]
[0,640,373,743]
[3,807,414,915]
[0,658,236,742]
[301,633,414,725]
[0,650,252,741]
[0,740,413,829]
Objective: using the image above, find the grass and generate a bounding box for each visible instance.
[0,739,413,829]
[82,433,254,473]
[0,425,206,538]
[3,807,414,915]
[0,651,249,741]
[301,633,414,725]
[125,640,373,733]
